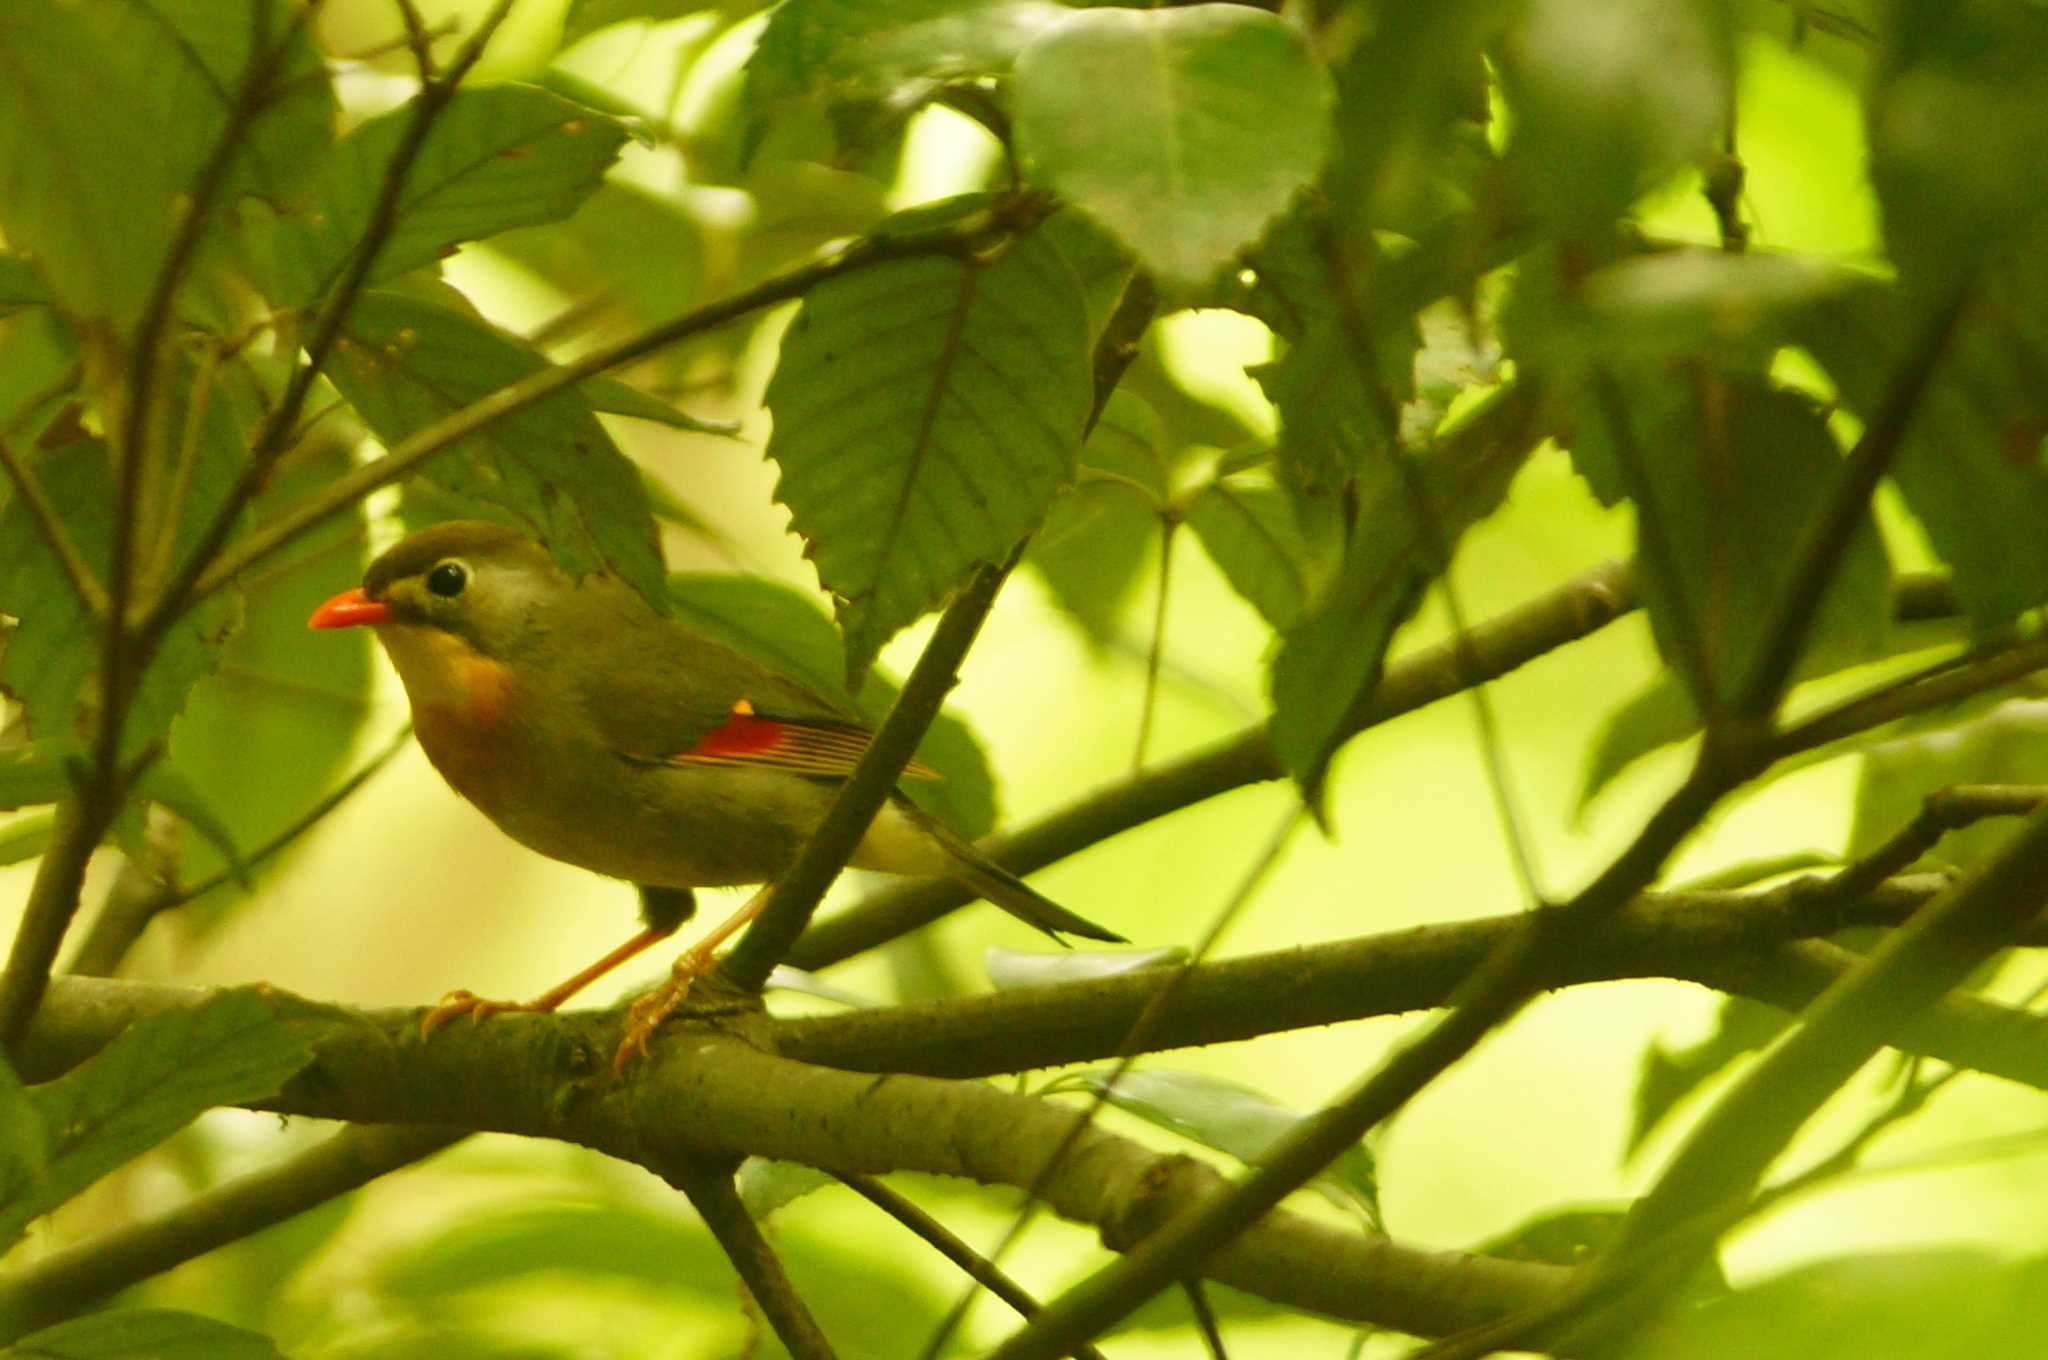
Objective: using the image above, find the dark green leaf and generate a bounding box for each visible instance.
[0,991,327,1252]
[747,0,1071,113]
[1797,277,2048,628]
[664,573,997,838]
[1498,0,1733,225]
[266,85,627,309]
[0,741,82,811]
[1850,700,2048,871]
[1047,1068,1379,1227]
[1026,388,1170,648]
[1627,994,1788,1158]
[1268,391,1535,806]
[1013,5,1334,292]
[486,180,706,333]
[1867,5,2048,286]
[1605,375,1892,712]
[763,204,1092,684]
[5,1308,283,1359]
[329,291,667,606]
[0,0,333,331]
[579,374,740,436]
[0,308,76,442]
[1185,478,1329,631]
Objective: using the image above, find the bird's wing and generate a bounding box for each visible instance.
[571,589,934,780]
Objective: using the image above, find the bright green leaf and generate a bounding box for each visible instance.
[267,85,626,309]
[748,0,1073,111]
[329,291,667,606]
[1013,5,1334,292]
[764,205,1092,685]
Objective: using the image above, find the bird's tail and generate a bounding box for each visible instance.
[912,808,1124,944]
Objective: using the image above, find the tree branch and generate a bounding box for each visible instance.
[674,1162,837,1360]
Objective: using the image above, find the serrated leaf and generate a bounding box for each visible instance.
[0,0,333,332]
[984,944,1185,990]
[266,85,626,309]
[328,291,666,606]
[1046,1068,1379,1228]
[1185,479,1327,631]
[0,991,327,1253]
[664,573,997,838]
[1013,5,1334,292]
[1268,392,1535,806]
[6,1309,284,1359]
[1026,387,1171,647]
[763,207,1092,685]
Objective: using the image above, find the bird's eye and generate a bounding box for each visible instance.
[425,561,469,598]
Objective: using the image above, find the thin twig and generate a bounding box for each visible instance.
[835,1173,1106,1360]
[674,1163,838,1360]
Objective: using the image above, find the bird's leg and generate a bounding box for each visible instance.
[612,885,772,1071]
[420,921,677,1036]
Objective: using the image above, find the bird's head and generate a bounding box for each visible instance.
[309,521,564,722]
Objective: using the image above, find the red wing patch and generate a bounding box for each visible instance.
[668,704,938,780]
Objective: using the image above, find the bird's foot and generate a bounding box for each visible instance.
[420,989,544,1037]
[610,948,716,1074]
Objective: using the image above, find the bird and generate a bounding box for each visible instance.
[308,520,1121,1067]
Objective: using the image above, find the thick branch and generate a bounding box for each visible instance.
[11,980,1564,1341]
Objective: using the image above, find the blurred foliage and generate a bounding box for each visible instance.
[2,0,2048,1355]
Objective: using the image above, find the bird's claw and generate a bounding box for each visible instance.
[610,951,715,1074]
[420,989,534,1037]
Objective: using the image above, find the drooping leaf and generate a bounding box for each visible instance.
[1797,277,2048,629]
[5,1308,284,1359]
[1045,1068,1379,1228]
[1268,390,1536,806]
[579,374,739,436]
[1593,375,1892,713]
[0,991,328,1253]
[1013,5,1334,293]
[1627,993,1788,1158]
[763,202,1092,685]
[263,85,627,310]
[0,0,333,331]
[328,291,667,606]
[1026,387,1172,648]
[664,573,997,838]
[1185,477,1330,632]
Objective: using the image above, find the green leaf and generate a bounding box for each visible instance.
[266,85,627,309]
[1013,5,1334,293]
[170,440,374,910]
[1185,478,1329,631]
[1046,1068,1379,1228]
[0,814,55,867]
[132,762,248,889]
[664,573,997,838]
[486,180,707,333]
[1498,0,1733,225]
[561,0,711,48]
[328,291,667,606]
[1604,375,1892,712]
[5,1308,284,1359]
[1798,277,2048,628]
[0,308,78,442]
[0,741,82,811]
[1268,392,1535,806]
[984,944,1185,990]
[0,255,51,312]
[747,0,1073,112]
[735,1157,837,1218]
[763,204,1093,685]
[1627,994,1788,1158]
[1850,700,2048,872]
[0,991,327,1253]
[1026,388,1171,648]
[0,0,333,331]
[1867,5,2048,286]
[1478,1206,1627,1267]
[579,374,740,436]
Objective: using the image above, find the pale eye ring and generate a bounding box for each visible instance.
[426,561,469,598]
